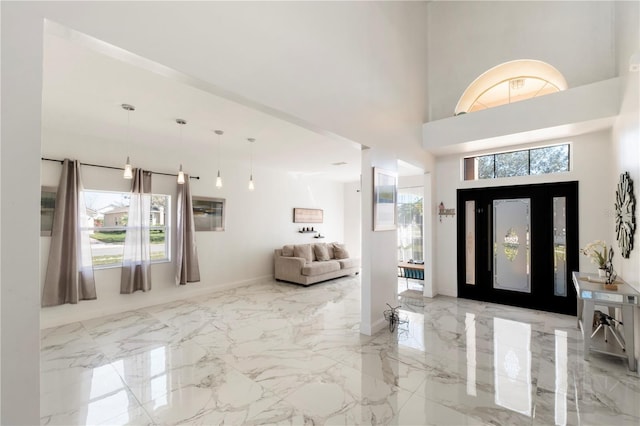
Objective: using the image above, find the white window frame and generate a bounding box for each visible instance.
[463,143,571,182]
[84,190,171,269]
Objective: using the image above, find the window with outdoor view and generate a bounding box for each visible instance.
[464,144,570,181]
[397,187,424,262]
[84,190,170,267]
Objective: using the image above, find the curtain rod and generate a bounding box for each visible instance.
[41,157,200,180]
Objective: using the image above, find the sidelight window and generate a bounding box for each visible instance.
[397,188,424,262]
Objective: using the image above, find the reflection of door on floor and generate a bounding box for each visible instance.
[457,182,578,315]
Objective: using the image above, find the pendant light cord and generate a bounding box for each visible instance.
[218,132,222,171]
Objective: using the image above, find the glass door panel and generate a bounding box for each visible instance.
[553,197,567,297]
[465,200,476,285]
[457,181,578,315]
[493,198,531,293]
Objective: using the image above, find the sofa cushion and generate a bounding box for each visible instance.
[301,260,340,276]
[282,245,294,257]
[332,243,350,259]
[293,244,313,263]
[337,258,359,269]
[313,243,330,261]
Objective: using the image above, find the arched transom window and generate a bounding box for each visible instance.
[455,60,567,115]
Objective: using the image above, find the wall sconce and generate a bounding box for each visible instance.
[438,201,456,222]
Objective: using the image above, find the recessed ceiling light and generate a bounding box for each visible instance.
[331,162,348,166]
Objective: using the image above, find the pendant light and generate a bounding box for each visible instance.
[247,138,255,191]
[214,130,224,188]
[176,118,187,184]
[122,104,135,179]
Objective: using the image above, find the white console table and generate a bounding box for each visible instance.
[572,271,638,371]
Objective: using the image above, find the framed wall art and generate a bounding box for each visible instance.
[373,167,397,231]
[615,172,635,258]
[41,186,57,236]
[293,208,323,223]
[192,196,225,231]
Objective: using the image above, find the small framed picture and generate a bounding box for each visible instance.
[192,196,225,231]
[293,208,323,224]
[373,167,397,231]
[41,186,57,236]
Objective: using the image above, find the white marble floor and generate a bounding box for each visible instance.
[41,276,640,425]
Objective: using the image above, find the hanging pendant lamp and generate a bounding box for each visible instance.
[214,130,224,188]
[248,138,255,191]
[122,104,135,179]
[176,118,187,184]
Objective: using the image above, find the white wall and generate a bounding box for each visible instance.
[40,129,345,328]
[2,3,430,421]
[435,130,614,297]
[360,148,399,335]
[612,0,640,365]
[612,0,640,292]
[343,181,362,260]
[424,172,436,297]
[0,6,43,424]
[426,1,617,121]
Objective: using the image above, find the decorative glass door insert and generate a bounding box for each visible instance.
[493,198,531,293]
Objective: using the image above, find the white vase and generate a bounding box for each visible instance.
[598,268,606,278]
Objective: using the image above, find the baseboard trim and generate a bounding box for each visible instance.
[360,316,387,336]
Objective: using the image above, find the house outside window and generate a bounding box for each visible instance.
[84,190,170,267]
[397,187,424,262]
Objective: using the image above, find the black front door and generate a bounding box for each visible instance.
[457,181,578,315]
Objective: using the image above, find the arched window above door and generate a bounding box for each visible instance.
[455,60,567,115]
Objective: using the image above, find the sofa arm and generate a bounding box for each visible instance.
[274,255,306,281]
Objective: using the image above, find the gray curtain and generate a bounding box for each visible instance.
[176,174,200,285]
[121,168,152,293]
[42,159,97,306]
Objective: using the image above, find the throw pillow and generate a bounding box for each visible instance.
[327,243,335,259]
[333,243,350,259]
[282,245,294,257]
[313,243,330,261]
[293,244,313,263]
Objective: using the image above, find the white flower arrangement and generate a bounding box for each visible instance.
[580,240,608,269]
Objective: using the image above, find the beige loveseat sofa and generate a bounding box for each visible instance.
[274,242,360,286]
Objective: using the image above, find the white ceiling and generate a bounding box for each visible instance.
[41,32,369,182]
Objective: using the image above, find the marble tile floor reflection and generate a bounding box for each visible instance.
[41,276,640,425]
